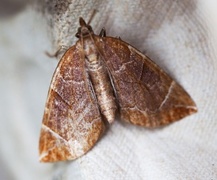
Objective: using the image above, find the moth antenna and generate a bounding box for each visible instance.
[87,9,98,25]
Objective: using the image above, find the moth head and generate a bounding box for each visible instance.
[75,17,93,38]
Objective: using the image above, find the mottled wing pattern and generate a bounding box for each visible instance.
[39,44,105,162]
[95,36,197,127]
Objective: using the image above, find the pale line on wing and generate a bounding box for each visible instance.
[159,81,175,110]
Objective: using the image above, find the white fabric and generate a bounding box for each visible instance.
[0,0,216,179]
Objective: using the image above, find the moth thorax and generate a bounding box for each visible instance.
[83,39,101,70]
[86,54,102,71]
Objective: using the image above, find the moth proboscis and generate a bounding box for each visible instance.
[39,17,197,162]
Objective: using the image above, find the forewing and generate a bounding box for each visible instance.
[95,36,197,127]
[39,44,105,162]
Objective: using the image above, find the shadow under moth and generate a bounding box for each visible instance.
[39,17,197,162]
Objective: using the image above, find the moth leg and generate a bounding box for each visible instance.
[99,28,106,37]
[45,45,69,58]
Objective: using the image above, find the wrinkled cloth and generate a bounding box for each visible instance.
[0,0,216,179]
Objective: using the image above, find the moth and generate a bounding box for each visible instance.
[39,17,197,162]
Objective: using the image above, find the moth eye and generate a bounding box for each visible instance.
[75,27,81,38]
[75,32,80,38]
[87,26,93,32]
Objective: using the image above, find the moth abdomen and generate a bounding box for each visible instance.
[89,65,117,124]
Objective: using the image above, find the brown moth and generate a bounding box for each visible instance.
[39,17,197,162]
